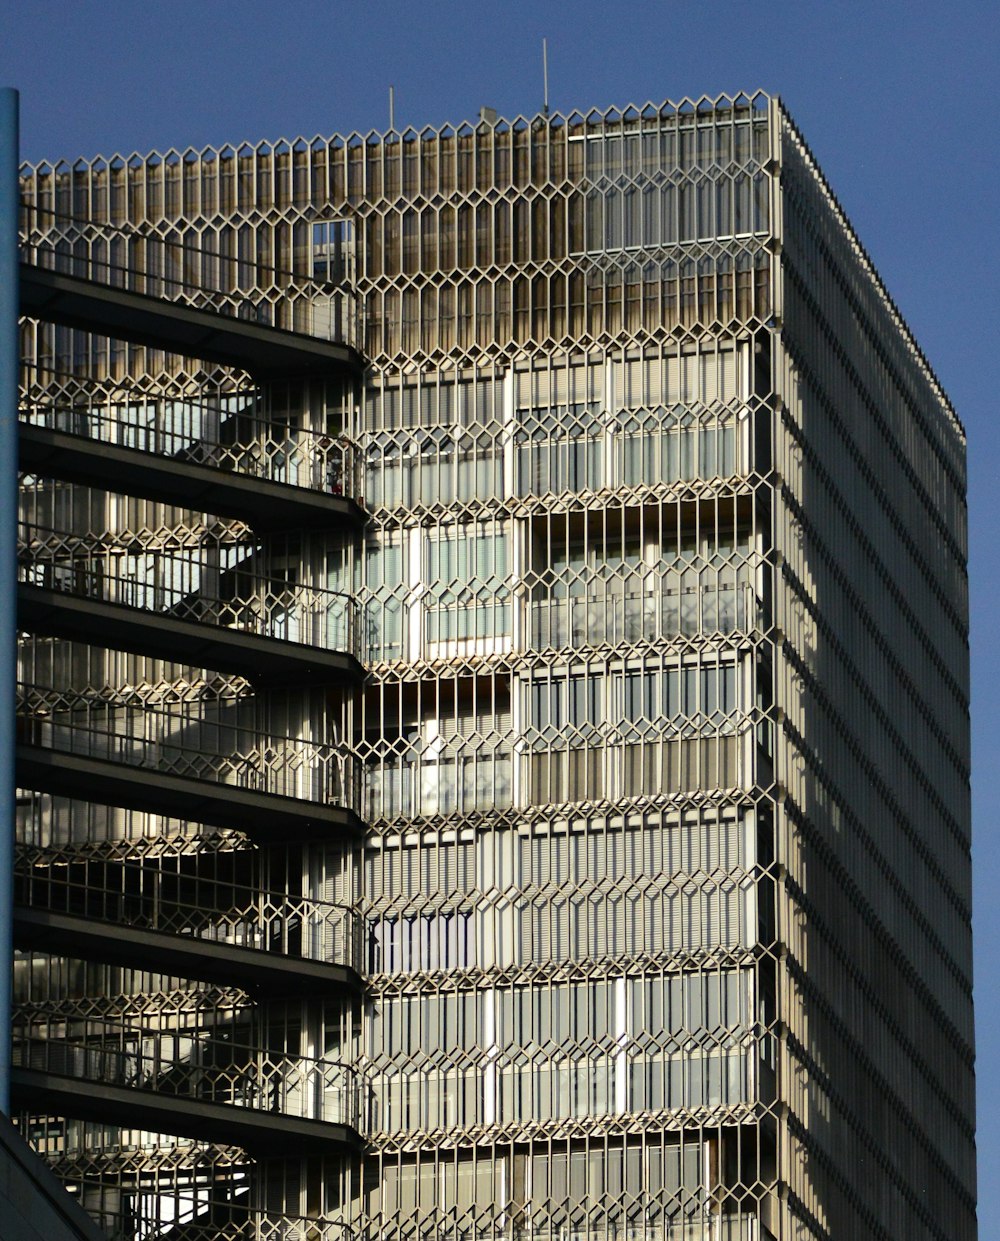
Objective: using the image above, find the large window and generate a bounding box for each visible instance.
[362,521,512,663]
[515,401,604,497]
[366,834,478,973]
[373,1155,506,1230]
[615,347,747,486]
[579,175,769,252]
[365,808,763,978]
[524,1139,703,1228]
[363,371,501,432]
[530,525,755,651]
[364,426,504,509]
[424,527,510,655]
[367,970,758,1132]
[514,359,605,498]
[363,346,752,514]
[571,120,770,254]
[367,1137,721,1235]
[369,908,474,976]
[363,705,513,823]
[523,659,745,806]
[363,532,405,662]
[311,219,354,283]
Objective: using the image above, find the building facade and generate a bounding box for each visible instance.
[12,92,975,1240]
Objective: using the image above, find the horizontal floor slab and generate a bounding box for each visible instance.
[20,263,362,379]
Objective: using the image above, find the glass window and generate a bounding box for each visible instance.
[371,909,473,974]
[515,401,604,497]
[621,662,738,726]
[364,534,404,662]
[423,527,510,649]
[311,219,354,282]
[528,675,602,735]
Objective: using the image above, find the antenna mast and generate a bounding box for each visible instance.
[543,38,550,116]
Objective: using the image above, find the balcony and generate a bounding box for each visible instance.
[15,688,362,840]
[18,524,362,683]
[11,1033,362,1153]
[19,395,365,532]
[13,845,364,991]
[19,211,363,375]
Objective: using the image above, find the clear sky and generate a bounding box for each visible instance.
[3,0,998,1227]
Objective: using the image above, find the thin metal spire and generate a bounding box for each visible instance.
[543,38,550,116]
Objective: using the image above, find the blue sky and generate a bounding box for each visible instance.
[3,0,998,1227]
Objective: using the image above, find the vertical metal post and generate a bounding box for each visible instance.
[0,86,19,1115]
[542,39,550,116]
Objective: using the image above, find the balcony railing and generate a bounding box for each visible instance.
[13,1033,362,1129]
[17,686,359,813]
[14,845,365,974]
[20,201,362,350]
[18,522,360,661]
[19,382,364,507]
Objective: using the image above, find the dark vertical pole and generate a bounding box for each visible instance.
[0,86,20,1115]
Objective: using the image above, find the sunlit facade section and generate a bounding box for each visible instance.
[13,92,974,1241]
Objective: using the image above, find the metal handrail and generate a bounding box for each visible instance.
[16,684,359,812]
[13,1033,363,1129]
[18,382,364,504]
[18,521,361,660]
[14,846,365,974]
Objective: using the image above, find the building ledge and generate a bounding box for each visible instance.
[15,743,364,842]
